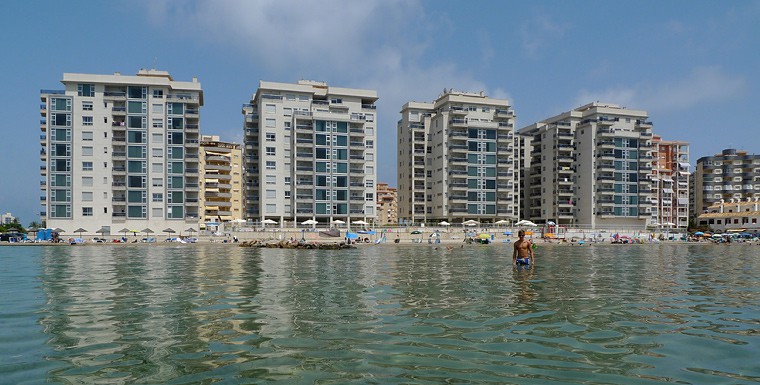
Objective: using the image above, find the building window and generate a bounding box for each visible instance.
[284,191,291,199]
[82,207,93,216]
[152,118,163,128]
[78,84,95,97]
[152,148,163,157]
[82,131,93,141]
[152,178,163,187]
[82,101,93,111]
[266,147,276,156]
[266,204,276,213]
[82,176,93,186]
[153,89,164,98]
[152,193,163,202]
[266,175,276,185]
[82,162,93,171]
[81,146,93,156]
[82,116,93,126]
[266,161,276,170]
[266,189,276,199]
[265,104,276,114]
[284,176,291,185]
[366,140,374,149]
[266,118,276,128]
[266,132,276,142]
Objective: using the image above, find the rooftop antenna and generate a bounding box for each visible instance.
[152,57,158,70]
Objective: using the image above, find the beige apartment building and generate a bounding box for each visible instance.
[40,69,202,235]
[242,80,378,227]
[519,102,656,229]
[199,135,243,226]
[397,90,522,225]
[650,136,690,229]
[376,183,398,225]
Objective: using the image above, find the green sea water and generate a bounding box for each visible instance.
[1,243,759,384]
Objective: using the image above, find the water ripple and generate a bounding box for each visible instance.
[1,243,759,384]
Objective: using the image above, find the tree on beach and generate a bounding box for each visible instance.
[0,218,25,233]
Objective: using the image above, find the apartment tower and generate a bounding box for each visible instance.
[376,183,398,225]
[397,90,521,225]
[199,135,243,225]
[40,69,202,234]
[519,102,655,228]
[650,136,690,228]
[694,148,760,216]
[242,80,378,226]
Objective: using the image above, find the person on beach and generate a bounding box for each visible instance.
[513,230,534,266]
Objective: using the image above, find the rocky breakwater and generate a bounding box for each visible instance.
[238,239,355,250]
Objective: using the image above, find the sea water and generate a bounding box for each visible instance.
[1,243,759,384]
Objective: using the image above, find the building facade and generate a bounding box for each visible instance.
[694,149,760,216]
[697,198,760,232]
[376,183,398,225]
[199,135,243,226]
[242,80,378,227]
[519,102,656,229]
[650,136,690,228]
[1,212,16,225]
[397,90,522,225]
[40,69,203,235]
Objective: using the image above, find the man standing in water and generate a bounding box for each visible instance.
[513,229,535,266]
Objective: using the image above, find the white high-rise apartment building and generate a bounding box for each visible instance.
[242,80,378,226]
[40,69,203,235]
[519,102,655,229]
[397,90,522,225]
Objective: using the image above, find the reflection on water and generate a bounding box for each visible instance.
[0,244,759,384]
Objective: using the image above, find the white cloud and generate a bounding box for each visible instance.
[140,0,514,185]
[574,66,746,112]
[519,13,569,58]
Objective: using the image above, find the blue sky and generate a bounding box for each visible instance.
[1,0,759,225]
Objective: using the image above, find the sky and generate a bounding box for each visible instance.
[1,0,759,225]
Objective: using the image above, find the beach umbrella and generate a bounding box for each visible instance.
[352,220,368,225]
[118,227,130,238]
[262,219,277,224]
[53,228,65,233]
[74,228,87,237]
[694,231,704,236]
[95,227,109,235]
[462,219,479,226]
[547,221,556,225]
[331,219,345,225]
[503,231,513,235]
[477,233,490,239]
[301,219,318,226]
[438,221,451,226]
[163,228,176,238]
[515,220,537,227]
[346,232,359,239]
[142,228,154,238]
[494,220,509,225]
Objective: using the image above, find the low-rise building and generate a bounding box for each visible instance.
[697,198,760,232]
